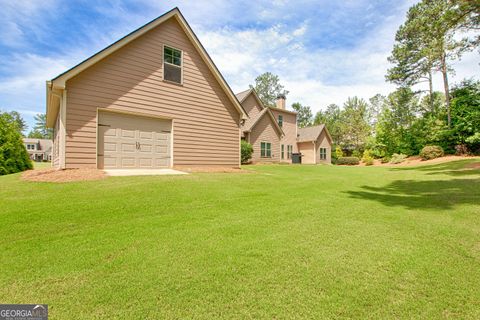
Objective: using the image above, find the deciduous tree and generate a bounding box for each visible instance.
[249,72,289,107]
[291,102,313,128]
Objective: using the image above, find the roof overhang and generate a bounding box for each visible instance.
[268,106,297,115]
[243,108,284,137]
[323,126,333,144]
[297,125,332,144]
[46,7,247,127]
[46,81,63,128]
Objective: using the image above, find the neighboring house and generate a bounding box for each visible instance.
[46,8,247,170]
[236,89,284,163]
[23,138,52,162]
[237,89,332,164]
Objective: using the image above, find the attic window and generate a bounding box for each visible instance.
[278,115,283,127]
[163,46,182,84]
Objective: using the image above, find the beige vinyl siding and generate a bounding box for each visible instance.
[240,93,264,137]
[298,142,315,164]
[64,17,240,169]
[241,94,263,120]
[270,109,297,162]
[248,114,281,163]
[315,130,332,164]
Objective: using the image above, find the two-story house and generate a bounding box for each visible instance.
[23,138,53,162]
[237,89,332,164]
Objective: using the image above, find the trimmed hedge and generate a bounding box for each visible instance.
[337,157,360,165]
[420,145,444,160]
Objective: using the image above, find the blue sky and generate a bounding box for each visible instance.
[1,0,478,132]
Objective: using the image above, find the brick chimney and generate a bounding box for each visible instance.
[275,94,286,109]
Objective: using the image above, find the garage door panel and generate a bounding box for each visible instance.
[98,112,171,169]
[139,144,153,153]
[156,145,168,154]
[104,143,117,152]
[104,157,117,167]
[104,128,116,137]
[156,140,169,148]
[156,133,169,140]
[121,129,135,138]
[139,131,153,140]
[139,158,153,167]
[156,158,169,167]
[121,143,136,152]
[121,158,136,167]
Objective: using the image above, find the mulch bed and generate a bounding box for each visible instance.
[22,168,106,183]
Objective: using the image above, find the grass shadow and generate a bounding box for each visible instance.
[389,159,480,177]
[346,177,480,211]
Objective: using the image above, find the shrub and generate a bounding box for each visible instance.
[389,153,407,164]
[0,112,32,175]
[455,144,469,155]
[352,150,362,158]
[465,133,480,154]
[381,156,391,164]
[240,140,253,164]
[419,145,444,161]
[335,146,344,159]
[337,157,360,165]
[362,149,374,166]
[370,143,387,159]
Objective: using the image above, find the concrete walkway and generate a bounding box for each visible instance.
[104,169,188,176]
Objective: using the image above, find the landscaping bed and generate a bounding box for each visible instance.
[22,168,106,182]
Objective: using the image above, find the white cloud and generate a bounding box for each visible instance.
[197,14,402,112]
[0,0,478,131]
[0,0,58,48]
[197,1,479,114]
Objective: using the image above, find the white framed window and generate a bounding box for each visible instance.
[278,115,283,127]
[163,45,183,84]
[26,144,36,150]
[281,144,284,160]
[320,148,327,160]
[260,142,271,158]
[287,145,293,159]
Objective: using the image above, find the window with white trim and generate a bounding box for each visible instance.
[163,46,182,84]
[26,144,36,150]
[281,144,284,160]
[320,147,327,160]
[287,145,293,159]
[261,142,271,158]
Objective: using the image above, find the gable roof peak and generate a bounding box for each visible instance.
[46,7,247,126]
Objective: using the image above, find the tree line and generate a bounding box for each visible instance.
[250,0,479,159]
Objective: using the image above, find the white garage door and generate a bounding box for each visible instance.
[98,112,172,169]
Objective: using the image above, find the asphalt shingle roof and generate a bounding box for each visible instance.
[297,125,326,142]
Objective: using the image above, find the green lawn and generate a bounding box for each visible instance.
[33,161,52,170]
[1,160,479,319]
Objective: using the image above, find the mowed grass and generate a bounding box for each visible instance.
[0,160,479,319]
[33,161,52,170]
